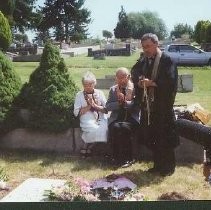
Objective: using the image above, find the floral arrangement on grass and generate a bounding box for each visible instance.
[45,175,144,201]
[45,177,99,201]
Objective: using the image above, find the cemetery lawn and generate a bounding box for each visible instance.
[0,149,211,200]
[0,53,210,200]
[14,52,211,124]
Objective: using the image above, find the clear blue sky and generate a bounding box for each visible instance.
[33,0,211,39]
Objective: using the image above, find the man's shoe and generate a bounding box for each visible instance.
[147,167,160,174]
[121,160,133,168]
[110,158,124,168]
[160,169,175,177]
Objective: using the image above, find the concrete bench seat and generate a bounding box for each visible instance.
[0,128,203,163]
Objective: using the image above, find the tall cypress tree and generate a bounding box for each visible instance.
[16,42,79,132]
[0,0,38,32]
[0,12,21,132]
[38,0,91,42]
[0,51,22,131]
[0,11,12,51]
[114,6,132,40]
[0,0,15,25]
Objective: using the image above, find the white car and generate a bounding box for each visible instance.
[164,44,211,66]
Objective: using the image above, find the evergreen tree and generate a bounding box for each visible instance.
[0,0,38,33]
[0,0,15,25]
[170,23,193,39]
[194,21,204,44]
[206,23,211,43]
[13,0,37,32]
[194,20,211,44]
[0,11,12,51]
[114,8,167,40]
[102,30,113,40]
[140,11,167,40]
[114,6,132,40]
[127,12,147,39]
[38,0,91,42]
[198,21,211,43]
[0,51,22,132]
[16,42,79,132]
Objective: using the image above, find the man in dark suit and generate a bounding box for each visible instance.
[106,67,140,167]
[131,33,179,176]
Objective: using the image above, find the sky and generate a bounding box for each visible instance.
[31,0,211,40]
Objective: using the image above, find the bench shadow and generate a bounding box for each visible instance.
[0,148,202,172]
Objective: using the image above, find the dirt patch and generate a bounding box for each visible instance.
[158,191,190,200]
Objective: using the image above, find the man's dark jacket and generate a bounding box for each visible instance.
[131,52,179,148]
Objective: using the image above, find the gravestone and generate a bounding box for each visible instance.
[0,178,65,202]
[96,78,114,89]
[93,53,106,60]
[96,74,193,92]
[177,74,193,92]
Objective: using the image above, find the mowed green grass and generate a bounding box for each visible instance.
[176,67,211,113]
[13,52,211,115]
[2,53,210,201]
[1,149,211,200]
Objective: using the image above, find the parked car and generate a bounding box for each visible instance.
[164,44,211,66]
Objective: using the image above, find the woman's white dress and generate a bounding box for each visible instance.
[74,90,108,143]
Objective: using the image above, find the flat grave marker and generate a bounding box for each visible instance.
[1,178,65,202]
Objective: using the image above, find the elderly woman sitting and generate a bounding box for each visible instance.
[74,71,108,156]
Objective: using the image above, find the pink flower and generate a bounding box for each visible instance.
[74,177,90,193]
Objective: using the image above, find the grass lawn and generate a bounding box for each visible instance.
[13,52,211,120]
[1,52,211,201]
[0,150,211,200]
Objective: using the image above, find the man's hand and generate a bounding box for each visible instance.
[116,87,125,104]
[138,78,157,88]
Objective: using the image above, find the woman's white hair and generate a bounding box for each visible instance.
[82,71,97,85]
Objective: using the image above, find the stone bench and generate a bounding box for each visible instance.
[0,128,203,163]
[0,128,83,154]
[96,74,193,92]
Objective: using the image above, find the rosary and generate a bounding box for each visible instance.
[142,80,151,126]
[83,91,99,120]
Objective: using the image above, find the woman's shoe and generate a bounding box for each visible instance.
[80,148,91,158]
